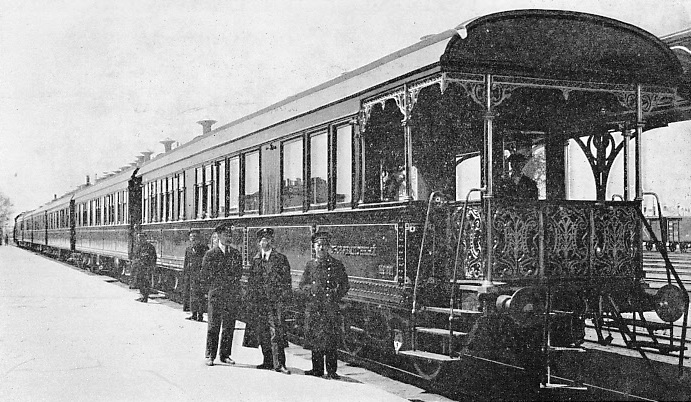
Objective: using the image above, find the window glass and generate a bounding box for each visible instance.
[195,167,203,218]
[205,164,213,218]
[310,132,328,207]
[244,151,260,213]
[218,160,226,217]
[124,189,129,224]
[177,173,184,220]
[336,125,353,205]
[228,157,239,213]
[282,138,303,210]
[166,176,172,221]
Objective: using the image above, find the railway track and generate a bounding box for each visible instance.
[643,251,691,292]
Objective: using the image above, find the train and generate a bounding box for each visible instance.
[14,9,691,400]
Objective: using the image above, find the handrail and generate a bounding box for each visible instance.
[636,206,689,376]
[448,188,484,356]
[411,191,442,351]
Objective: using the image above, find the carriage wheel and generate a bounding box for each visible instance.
[669,242,677,252]
[413,358,443,381]
[645,242,653,251]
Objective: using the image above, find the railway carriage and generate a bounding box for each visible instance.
[71,171,133,274]
[15,9,691,399]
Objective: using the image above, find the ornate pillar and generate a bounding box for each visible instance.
[622,124,630,201]
[483,74,495,287]
[635,84,644,201]
[402,83,413,201]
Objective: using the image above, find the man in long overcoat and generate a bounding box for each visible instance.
[201,224,243,366]
[299,231,349,379]
[247,228,292,374]
[133,232,157,303]
[183,229,208,321]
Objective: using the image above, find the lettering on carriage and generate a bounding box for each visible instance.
[330,244,377,257]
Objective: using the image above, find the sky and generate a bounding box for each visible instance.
[2,0,691,216]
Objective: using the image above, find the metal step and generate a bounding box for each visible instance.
[423,306,482,316]
[415,327,468,337]
[601,317,671,332]
[547,345,586,352]
[449,280,506,291]
[634,340,686,353]
[397,349,457,361]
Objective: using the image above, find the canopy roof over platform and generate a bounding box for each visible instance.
[441,10,683,86]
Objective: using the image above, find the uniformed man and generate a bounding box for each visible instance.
[248,228,292,375]
[133,232,157,303]
[299,231,349,379]
[498,153,538,200]
[183,229,209,321]
[201,224,243,366]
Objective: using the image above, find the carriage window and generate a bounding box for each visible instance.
[195,167,203,218]
[244,151,260,213]
[165,177,172,221]
[282,138,304,211]
[205,164,214,218]
[171,176,178,221]
[228,156,239,214]
[310,131,328,208]
[176,173,184,220]
[456,152,481,201]
[218,160,226,217]
[158,179,165,222]
[151,181,158,222]
[363,100,405,203]
[335,124,353,206]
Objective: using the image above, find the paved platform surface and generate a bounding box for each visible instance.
[0,246,454,402]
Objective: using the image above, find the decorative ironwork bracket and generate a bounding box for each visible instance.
[573,130,624,200]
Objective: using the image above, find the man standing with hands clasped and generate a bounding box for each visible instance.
[299,231,349,379]
[183,229,208,321]
[248,228,292,375]
[201,224,243,366]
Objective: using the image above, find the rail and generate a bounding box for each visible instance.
[638,193,689,376]
[448,188,484,355]
[410,192,442,351]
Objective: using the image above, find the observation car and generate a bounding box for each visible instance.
[15,9,691,399]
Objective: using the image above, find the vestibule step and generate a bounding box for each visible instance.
[620,318,672,331]
[397,350,457,361]
[601,317,670,332]
[415,327,468,337]
[634,340,686,352]
[423,306,483,316]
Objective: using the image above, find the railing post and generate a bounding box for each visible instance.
[483,74,495,289]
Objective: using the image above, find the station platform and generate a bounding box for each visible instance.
[0,246,453,402]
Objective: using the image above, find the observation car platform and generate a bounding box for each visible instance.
[0,246,453,402]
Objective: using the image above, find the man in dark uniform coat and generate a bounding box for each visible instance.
[133,232,157,303]
[498,153,539,200]
[247,228,292,374]
[183,229,208,321]
[201,224,243,366]
[299,231,349,379]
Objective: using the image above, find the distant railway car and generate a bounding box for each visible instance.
[14,9,691,399]
[72,170,134,275]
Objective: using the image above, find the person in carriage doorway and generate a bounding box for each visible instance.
[299,231,349,379]
[201,223,243,366]
[133,231,157,303]
[498,152,538,200]
[183,229,209,321]
[247,228,292,375]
